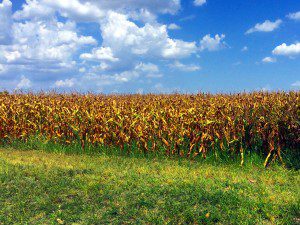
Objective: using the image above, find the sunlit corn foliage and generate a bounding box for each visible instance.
[0,91,299,166]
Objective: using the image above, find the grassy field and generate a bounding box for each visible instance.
[0,148,299,224]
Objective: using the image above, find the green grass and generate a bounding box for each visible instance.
[0,147,299,224]
[2,135,294,167]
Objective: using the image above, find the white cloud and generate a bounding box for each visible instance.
[241,46,248,52]
[272,43,300,56]
[87,0,181,16]
[135,62,162,78]
[0,64,6,73]
[287,11,300,21]
[92,62,110,71]
[3,0,200,91]
[13,0,54,20]
[81,73,114,87]
[0,0,12,45]
[246,19,282,34]
[3,0,197,90]
[168,23,181,30]
[135,62,159,73]
[14,0,181,22]
[0,10,100,92]
[80,47,119,62]
[129,9,157,23]
[16,75,31,89]
[169,61,201,72]
[55,78,75,87]
[114,70,139,82]
[0,0,224,91]
[77,61,162,90]
[100,12,197,60]
[44,0,105,22]
[14,0,104,22]
[291,81,300,88]
[194,0,206,7]
[262,56,276,63]
[199,34,226,51]
[162,39,197,58]
[3,51,21,62]
[0,19,96,67]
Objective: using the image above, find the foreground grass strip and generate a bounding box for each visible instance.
[0,148,299,224]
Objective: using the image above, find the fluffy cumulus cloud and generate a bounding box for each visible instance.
[246,19,282,34]
[168,23,181,30]
[0,19,96,71]
[272,43,300,56]
[3,51,21,63]
[135,62,159,73]
[0,0,100,90]
[13,0,100,22]
[80,47,119,62]
[194,0,206,7]
[13,0,54,20]
[135,62,162,78]
[162,39,197,58]
[87,0,181,16]
[169,61,201,72]
[13,0,180,22]
[73,10,197,90]
[0,0,223,91]
[0,0,12,45]
[287,11,300,21]
[99,12,197,60]
[262,56,276,63]
[54,78,76,88]
[199,34,227,51]
[16,75,31,89]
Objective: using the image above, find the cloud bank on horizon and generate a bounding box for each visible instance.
[0,0,299,93]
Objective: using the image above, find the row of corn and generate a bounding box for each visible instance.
[0,91,299,166]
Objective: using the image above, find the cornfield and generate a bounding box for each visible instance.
[0,91,299,166]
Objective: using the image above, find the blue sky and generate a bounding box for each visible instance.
[0,0,299,93]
